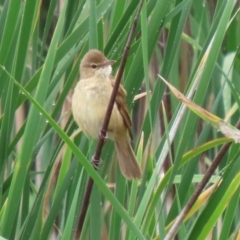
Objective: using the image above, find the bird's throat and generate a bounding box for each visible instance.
[95,65,112,79]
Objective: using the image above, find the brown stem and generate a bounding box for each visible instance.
[74,1,144,239]
[164,120,240,240]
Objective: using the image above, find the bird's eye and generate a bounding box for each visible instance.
[91,64,97,69]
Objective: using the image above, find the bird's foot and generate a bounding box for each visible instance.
[91,156,103,169]
[99,129,108,143]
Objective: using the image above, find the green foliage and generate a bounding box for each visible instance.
[0,0,239,239]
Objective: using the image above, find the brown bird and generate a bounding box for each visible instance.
[72,49,141,180]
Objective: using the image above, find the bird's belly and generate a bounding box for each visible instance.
[72,81,123,139]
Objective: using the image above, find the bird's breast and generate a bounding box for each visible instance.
[72,78,124,139]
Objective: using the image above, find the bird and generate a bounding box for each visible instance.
[72,49,141,180]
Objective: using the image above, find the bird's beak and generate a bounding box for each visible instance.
[101,60,116,67]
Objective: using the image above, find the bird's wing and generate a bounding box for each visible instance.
[111,79,133,141]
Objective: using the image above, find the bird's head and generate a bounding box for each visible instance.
[80,49,115,79]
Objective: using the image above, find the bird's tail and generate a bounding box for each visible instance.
[114,135,141,180]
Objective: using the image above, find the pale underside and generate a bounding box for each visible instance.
[72,73,126,140]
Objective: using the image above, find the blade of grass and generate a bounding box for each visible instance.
[0,1,68,237]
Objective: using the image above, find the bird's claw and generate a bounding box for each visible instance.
[99,129,108,143]
[91,156,103,169]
